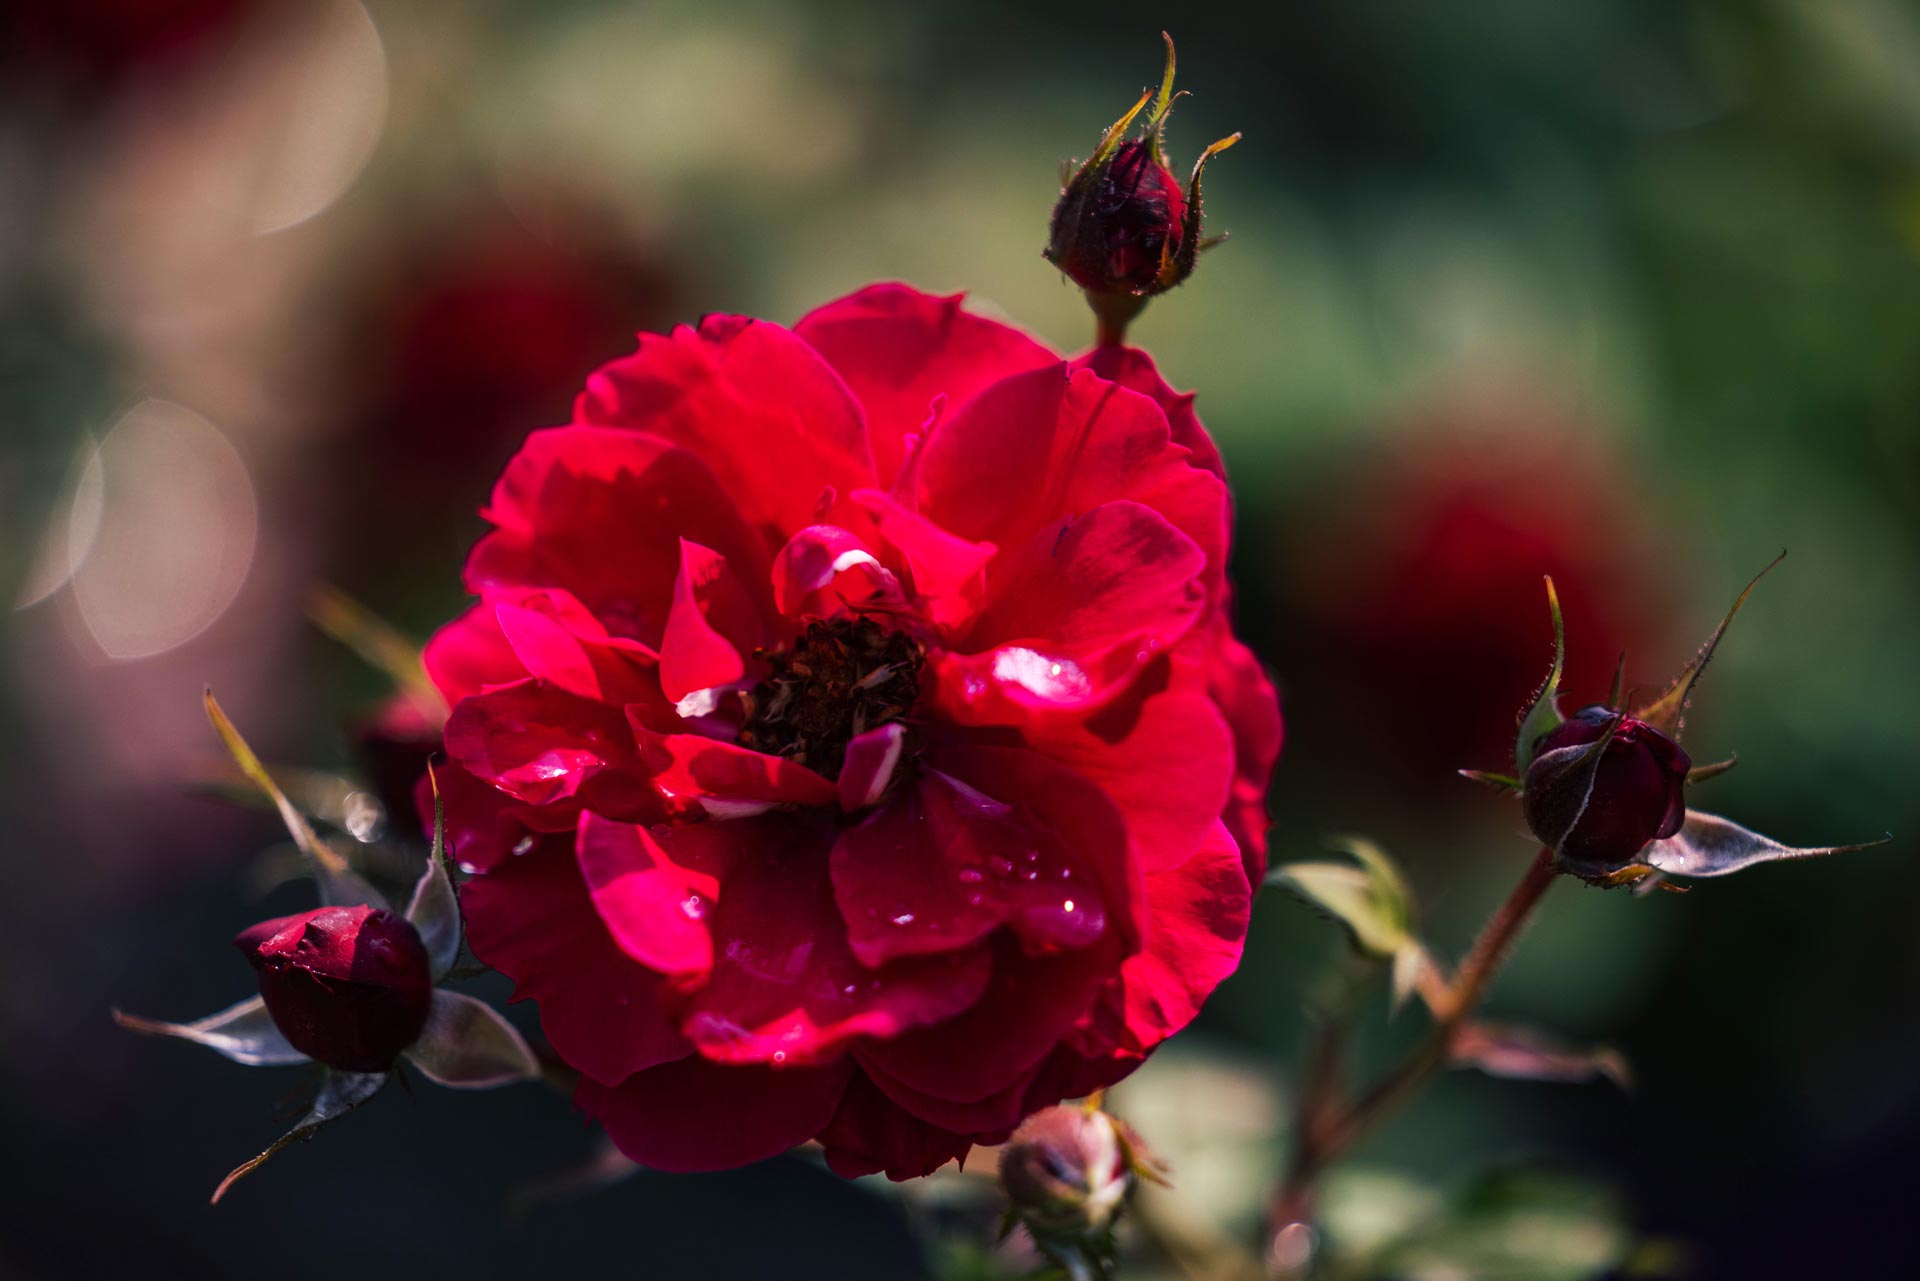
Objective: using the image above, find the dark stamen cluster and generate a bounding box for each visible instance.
[738,618,923,780]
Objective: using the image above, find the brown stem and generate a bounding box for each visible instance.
[1266,849,1559,1273]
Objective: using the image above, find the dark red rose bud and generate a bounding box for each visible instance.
[235,906,432,1072]
[1045,34,1239,343]
[1524,706,1690,869]
[1049,139,1188,298]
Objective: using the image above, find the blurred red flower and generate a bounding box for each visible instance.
[422,284,1280,1178]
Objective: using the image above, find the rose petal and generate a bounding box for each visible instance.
[680,813,992,1066]
[494,591,658,704]
[578,1053,853,1173]
[918,365,1228,583]
[658,540,749,704]
[770,524,898,620]
[849,488,994,627]
[630,721,837,815]
[793,283,1058,486]
[576,315,876,542]
[831,768,1106,967]
[836,722,909,813]
[1072,343,1226,480]
[938,501,1208,719]
[461,838,689,1086]
[466,426,771,646]
[575,813,729,985]
[445,679,666,822]
[1206,613,1283,880]
[816,1070,976,1180]
[423,604,526,703]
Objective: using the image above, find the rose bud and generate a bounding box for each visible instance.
[1523,706,1690,870]
[1046,33,1239,342]
[1000,1103,1161,1258]
[235,906,433,1072]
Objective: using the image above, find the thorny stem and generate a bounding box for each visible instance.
[1265,849,1559,1276]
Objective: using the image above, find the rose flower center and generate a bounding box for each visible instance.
[738,617,923,780]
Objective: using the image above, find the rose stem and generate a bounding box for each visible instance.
[1266,848,1559,1273]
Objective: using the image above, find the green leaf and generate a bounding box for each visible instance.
[404,764,462,981]
[203,690,385,909]
[307,584,445,716]
[403,991,541,1089]
[1642,810,1890,879]
[1513,577,1567,774]
[1270,837,1415,959]
[113,996,307,1067]
[1450,1021,1632,1091]
[212,1069,387,1203]
[1634,552,1784,742]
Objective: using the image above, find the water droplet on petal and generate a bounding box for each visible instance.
[889,911,917,927]
[957,867,984,885]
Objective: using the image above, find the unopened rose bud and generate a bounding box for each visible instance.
[1523,706,1690,869]
[236,906,432,1072]
[1001,1103,1162,1262]
[1045,34,1238,344]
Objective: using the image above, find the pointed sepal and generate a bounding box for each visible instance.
[1642,810,1890,879]
[204,690,385,909]
[113,996,307,1067]
[1519,710,1623,859]
[402,990,542,1089]
[1634,552,1785,741]
[403,764,462,981]
[211,1069,388,1203]
[1512,577,1567,775]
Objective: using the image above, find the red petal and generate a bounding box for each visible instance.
[793,283,1057,486]
[1095,821,1250,1055]
[770,524,898,620]
[675,813,992,1066]
[466,426,771,647]
[444,679,666,822]
[1072,344,1226,480]
[1207,614,1283,879]
[658,540,748,704]
[631,722,837,815]
[423,605,526,703]
[831,769,1106,967]
[575,813,728,985]
[850,488,994,627]
[461,839,689,1086]
[836,722,909,813]
[412,761,567,875]
[854,745,1140,1102]
[937,501,1208,719]
[917,365,1228,583]
[1021,683,1234,875]
[816,1070,975,1180]
[576,316,876,542]
[578,1053,853,1173]
[494,591,658,705]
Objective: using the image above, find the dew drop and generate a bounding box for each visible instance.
[889,911,917,927]
[957,867,984,885]
[989,856,1014,877]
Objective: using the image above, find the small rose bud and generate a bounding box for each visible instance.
[235,906,432,1072]
[1001,1103,1160,1259]
[1523,706,1690,869]
[1045,34,1239,343]
[1049,138,1188,298]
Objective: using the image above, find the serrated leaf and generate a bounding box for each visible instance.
[1270,838,1414,958]
[204,690,385,910]
[1450,1021,1632,1090]
[212,1069,387,1203]
[403,990,541,1089]
[1642,810,1890,879]
[404,764,461,980]
[113,996,307,1067]
[1635,552,1785,742]
[1513,577,1567,774]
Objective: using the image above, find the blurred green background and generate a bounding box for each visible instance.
[2,1,1916,1277]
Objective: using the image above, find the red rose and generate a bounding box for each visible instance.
[424,283,1281,1178]
[236,905,433,1073]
